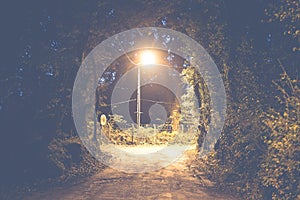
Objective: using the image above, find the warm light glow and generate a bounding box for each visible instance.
[140,51,156,66]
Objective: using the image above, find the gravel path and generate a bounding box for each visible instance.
[26,146,238,200]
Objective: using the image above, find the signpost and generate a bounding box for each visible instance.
[100,114,107,126]
[100,114,107,141]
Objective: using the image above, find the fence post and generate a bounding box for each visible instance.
[131,124,135,144]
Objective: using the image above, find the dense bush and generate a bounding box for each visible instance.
[198,72,299,199]
[259,73,300,199]
[48,134,107,182]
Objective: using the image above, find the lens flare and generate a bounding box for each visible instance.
[140,51,156,65]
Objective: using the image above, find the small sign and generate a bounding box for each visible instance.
[100,114,107,126]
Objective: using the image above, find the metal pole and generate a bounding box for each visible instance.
[137,66,141,135]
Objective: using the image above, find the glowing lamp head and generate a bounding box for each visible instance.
[140,51,156,66]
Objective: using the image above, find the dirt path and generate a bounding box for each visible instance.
[26,146,238,200]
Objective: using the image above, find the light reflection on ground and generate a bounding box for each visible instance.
[100,144,196,173]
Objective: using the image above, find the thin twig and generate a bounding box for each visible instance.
[277,59,294,93]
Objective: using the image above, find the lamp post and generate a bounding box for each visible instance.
[137,64,141,135]
[137,50,156,135]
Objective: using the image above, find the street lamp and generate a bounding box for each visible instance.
[137,50,156,135]
[140,51,156,65]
